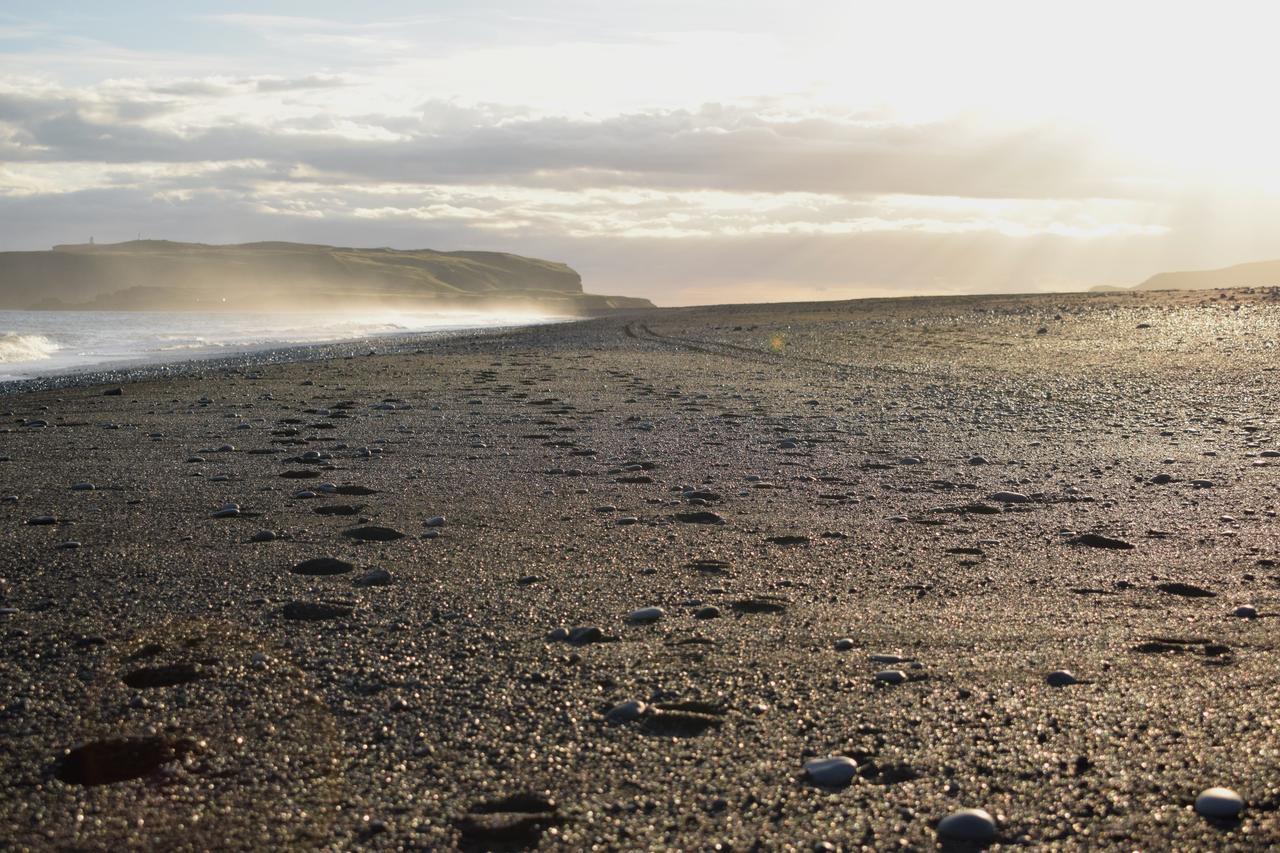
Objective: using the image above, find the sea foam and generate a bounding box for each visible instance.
[0,332,59,363]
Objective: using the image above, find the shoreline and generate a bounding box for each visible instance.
[0,320,580,396]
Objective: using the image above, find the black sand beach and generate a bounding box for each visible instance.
[2,288,1279,850]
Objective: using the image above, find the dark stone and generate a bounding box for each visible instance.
[291,557,355,576]
[122,662,210,689]
[1157,582,1217,597]
[56,736,201,786]
[343,526,405,542]
[1070,533,1135,550]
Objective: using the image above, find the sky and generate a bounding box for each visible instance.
[3,1,1280,305]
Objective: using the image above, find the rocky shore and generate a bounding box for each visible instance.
[1,287,1278,850]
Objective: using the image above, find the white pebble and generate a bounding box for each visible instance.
[605,700,647,723]
[803,756,858,786]
[1195,787,1243,818]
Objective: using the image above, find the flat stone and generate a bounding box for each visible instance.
[629,606,665,622]
[874,669,907,684]
[605,700,647,723]
[344,526,406,542]
[291,557,355,576]
[803,756,858,786]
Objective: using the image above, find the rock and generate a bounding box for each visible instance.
[211,503,240,518]
[605,700,647,723]
[103,387,124,396]
[694,606,721,619]
[1191,479,1215,488]
[250,529,276,543]
[629,606,665,622]
[676,511,725,524]
[803,756,858,786]
[1045,670,1078,687]
[989,491,1030,503]
[1232,605,1258,618]
[354,568,392,587]
[425,516,446,527]
[344,526,405,543]
[967,456,988,465]
[1151,473,1174,484]
[1069,533,1135,550]
[937,808,997,842]
[834,638,855,651]
[869,654,907,664]
[1195,787,1244,818]
[874,669,907,684]
[546,627,570,642]
[1158,582,1216,598]
[56,736,202,786]
[291,557,355,576]
[70,482,95,491]
[26,516,57,526]
[568,626,605,645]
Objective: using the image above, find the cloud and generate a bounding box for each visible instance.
[0,83,1137,202]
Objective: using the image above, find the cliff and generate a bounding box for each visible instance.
[0,240,653,313]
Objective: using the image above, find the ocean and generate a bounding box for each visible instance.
[0,309,558,381]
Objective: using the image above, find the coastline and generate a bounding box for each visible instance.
[0,319,582,396]
[1,289,1276,849]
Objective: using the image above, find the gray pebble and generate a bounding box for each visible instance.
[1195,787,1244,818]
[937,808,996,842]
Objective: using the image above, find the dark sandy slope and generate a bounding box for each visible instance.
[1,287,1278,850]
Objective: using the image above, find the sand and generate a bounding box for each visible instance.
[1,287,1278,850]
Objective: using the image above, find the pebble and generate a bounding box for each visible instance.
[547,627,571,642]
[869,654,907,664]
[874,669,907,684]
[834,638,855,651]
[694,606,721,619]
[250,529,276,543]
[803,756,858,786]
[629,606,665,622]
[425,516,446,527]
[937,808,997,842]
[605,700,647,723]
[989,491,1029,503]
[354,568,392,587]
[1195,787,1244,819]
[1045,670,1078,687]
[1232,605,1258,618]
[26,516,57,526]
[70,482,95,491]
[211,503,241,518]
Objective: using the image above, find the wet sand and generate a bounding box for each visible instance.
[1,288,1279,850]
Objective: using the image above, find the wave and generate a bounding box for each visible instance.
[0,332,59,363]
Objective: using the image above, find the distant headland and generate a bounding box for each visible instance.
[0,240,654,313]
